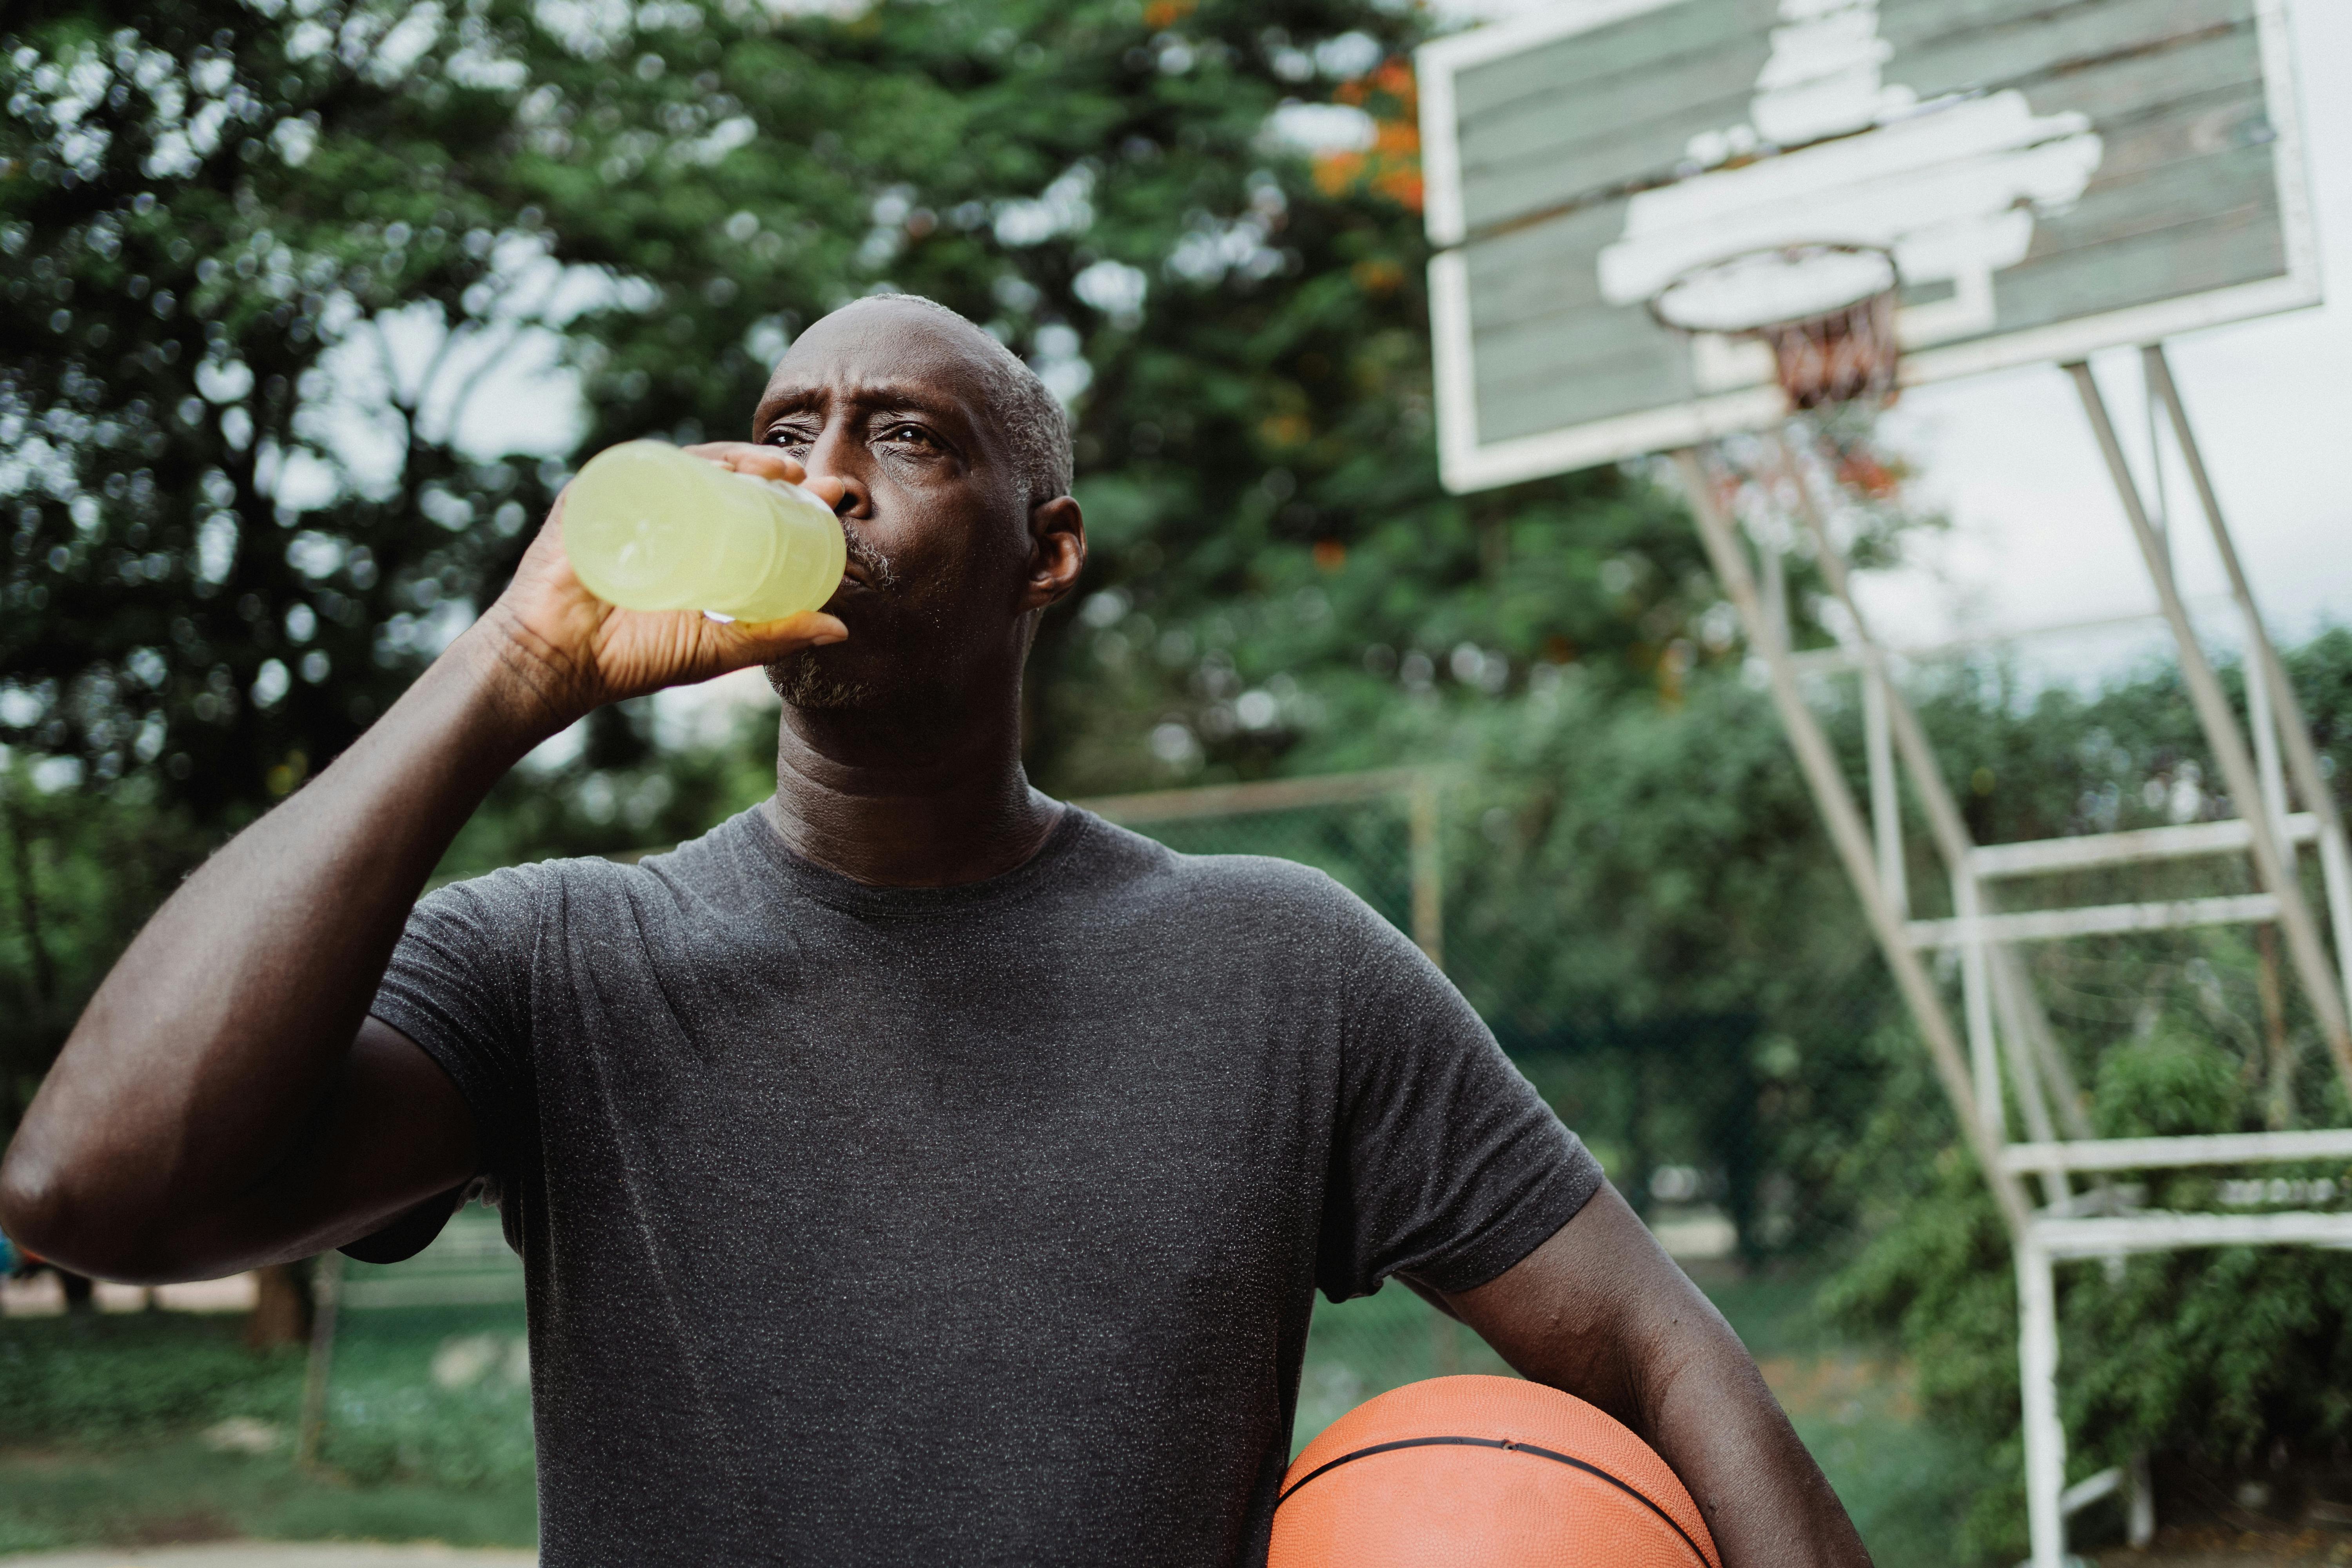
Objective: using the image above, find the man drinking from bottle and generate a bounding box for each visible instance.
[1,295,1869,1568]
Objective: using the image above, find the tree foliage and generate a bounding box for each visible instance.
[5,0,1770,824]
[3,0,572,818]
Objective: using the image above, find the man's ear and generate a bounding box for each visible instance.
[1023,494,1086,611]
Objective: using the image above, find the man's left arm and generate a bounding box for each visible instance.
[1438,1182,1873,1568]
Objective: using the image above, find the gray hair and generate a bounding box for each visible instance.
[835,293,1074,508]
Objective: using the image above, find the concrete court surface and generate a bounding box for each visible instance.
[0,1548,535,1567]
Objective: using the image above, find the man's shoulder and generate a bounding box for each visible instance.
[1075,812,1375,926]
[425,810,760,916]
[417,853,626,926]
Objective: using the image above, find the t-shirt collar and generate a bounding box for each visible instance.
[739,797,1094,919]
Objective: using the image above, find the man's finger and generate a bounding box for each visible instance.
[684,441,806,486]
[711,610,848,667]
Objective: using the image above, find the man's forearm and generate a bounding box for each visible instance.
[0,626,566,1274]
[1635,1321,1871,1567]
[1450,1185,1872,1566]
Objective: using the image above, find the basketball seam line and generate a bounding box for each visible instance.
[1274,1434,1714,1568]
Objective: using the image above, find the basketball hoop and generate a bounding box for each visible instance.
[1649,244,1902,413]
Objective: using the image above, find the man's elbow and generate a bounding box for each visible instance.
[0,1134,76,1263]
[0,1129,176,1282]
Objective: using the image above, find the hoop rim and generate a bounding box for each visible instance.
[1644,243,1901,337]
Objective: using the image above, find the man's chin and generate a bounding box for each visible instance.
[764,649,876,711]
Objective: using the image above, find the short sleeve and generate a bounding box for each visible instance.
[369,868,543,1186]
[1316,900,1604,1303]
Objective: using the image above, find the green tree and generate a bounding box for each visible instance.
[4,0,575,821]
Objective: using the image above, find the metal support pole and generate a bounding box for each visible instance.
[1991,958,2070,1205]
[1863,669,1907,914]
[1958,875,2007,1143]
[2143,343,2352,1060]
[1773,440,1979,907]
[2142,352,2171,572]
[296,1252,343,1470]
[2019,1233,2067,1568]
[1409,773,1444,969]
[1775,434,2010,1143]
[2068,359,2352,1091]
[2246,631,2292,857]
[1992,945,2094,1142]
[1676,448,2030,1236]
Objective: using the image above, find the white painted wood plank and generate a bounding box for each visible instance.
[1999,1127,2352,1174]
[2031,1209,2352,1256]
[1969,813,2318,877]
[1905,892,2279,946]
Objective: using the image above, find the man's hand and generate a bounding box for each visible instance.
[468,443,851,730]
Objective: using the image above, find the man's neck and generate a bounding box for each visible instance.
[765,687,1062,888]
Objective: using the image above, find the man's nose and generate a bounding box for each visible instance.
[801,423,872,520]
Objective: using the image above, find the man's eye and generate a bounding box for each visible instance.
[882,423,936,448]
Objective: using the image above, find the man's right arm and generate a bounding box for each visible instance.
[0,445,844,1283]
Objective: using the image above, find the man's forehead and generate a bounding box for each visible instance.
[759,302,1000,416]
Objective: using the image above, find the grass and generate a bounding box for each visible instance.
[0,1438,536,1556]
[0,1304,537,1555]
[2,1265,1977,1563]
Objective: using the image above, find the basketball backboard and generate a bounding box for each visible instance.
[1417,0,2322,491]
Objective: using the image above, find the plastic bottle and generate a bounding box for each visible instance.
[561,440,847,622]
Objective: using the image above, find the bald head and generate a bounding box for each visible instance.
[803,295,1073,509]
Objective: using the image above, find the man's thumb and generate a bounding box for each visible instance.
[720,611,848,665]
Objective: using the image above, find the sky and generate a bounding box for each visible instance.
[1450,0,2351,687]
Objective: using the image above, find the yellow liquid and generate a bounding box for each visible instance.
[562,441,847,621]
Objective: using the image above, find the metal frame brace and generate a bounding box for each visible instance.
[1674,343,2352,1568]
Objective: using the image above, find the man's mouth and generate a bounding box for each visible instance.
[838,534,899,594]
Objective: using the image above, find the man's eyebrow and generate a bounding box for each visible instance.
[754,382,976,430]
[844,382,977,426]
[753,387,822,423]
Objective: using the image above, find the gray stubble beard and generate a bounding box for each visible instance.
[765,651,877,710]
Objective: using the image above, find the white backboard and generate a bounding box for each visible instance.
[1419,0,2322,490]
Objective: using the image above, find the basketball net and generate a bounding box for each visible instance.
[1760,290,1899,413]
[1647,243,1904,422]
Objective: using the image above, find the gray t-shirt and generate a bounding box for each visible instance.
[370,803,1601,1567]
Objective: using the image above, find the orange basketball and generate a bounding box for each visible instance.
[1270,1375,1721,1568]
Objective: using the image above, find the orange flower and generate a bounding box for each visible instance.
[1312,56,1422,212]
[1834,448,1900,499]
